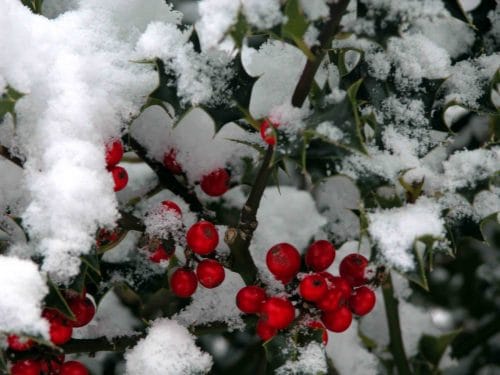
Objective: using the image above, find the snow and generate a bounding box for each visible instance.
[299,0,329,20]
[125,318,212,375]
[368,197,445,271]
[316,121,345,142]
[0,256,49,337]
[473,190,500,220]
[174,270,245,330]
[276,342,327,374]
[241,0,283,30]
[73,291,139,340]
[196,0,240,50]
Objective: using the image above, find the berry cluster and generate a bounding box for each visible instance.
[169,220,225,298]
[7,293,94,374]
[105,139,128,192]
[163,148,230,197]
[236,241,377,342]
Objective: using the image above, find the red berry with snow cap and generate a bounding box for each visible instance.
[109,165,128,192]
[149,244,172,263]
[170,268,198,298]
[161,200,182,217]
[7,335,35,351]
[260,297,295,330]
[305,240,336,272]
[163,148,183,175]
[236,286,267,314]
[186,221,219,255]
[196,259,225,288]
[260,119,278,146]
[200,168,230,197]
[299,274,328,302]
[349,286,376,316]
[266,243,301,283]
[339,253,369,287]
[105,139,124,167]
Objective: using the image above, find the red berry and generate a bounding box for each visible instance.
[67,296,96,328]
[349,286,376,316]
[7,335,35,351]
[109,165,128,192]
[170,268,198,298]
[10,359,41,375]
[186,221,219,255]
[320,273,352,299]
[316,288,344,312]
[149,244,172,263]
[105,139,124,167]
[299,274,328,302]
[260,119,278,146]
[40,355,65,375]
[306,321,328,345]
[200,168,230,197]
[163,148,183,175]
[196,259,225,288]
[321,306,353,332]
[305,240,335,272]
[161,200,182,217]
[260,297,295,329]
[266,243,301,283]
[339,254,369,287]
[236,286,267,314]
[42,309,73,346]
[256,319,277,341]
[60,361,89,375]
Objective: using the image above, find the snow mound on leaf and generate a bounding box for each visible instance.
[276,342,327,374]
[0,256,49,337]
[368,197,445,271]
[125,318,212,375]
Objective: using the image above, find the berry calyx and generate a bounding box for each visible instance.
[306,321,328,345]
[256,319,277,341]
[339,254,369,287]
[299,274,328,302]
[316,288,344,312]
[109,165,128,192]
[260,119,278,146]
[305,240,336,272]
[10,359,41,375]
[266,243,301,283]
[7,335,35,351]
[163,148,183,175]
[321,306,353,332]
[161,200,182,217]
[196,259,225,288]
[236,286,267,314]
[200,168,230,197]
[67,296,96,328]
[105,139,124,167]
[349,286,376,316]
[149,244,172,263]
[186,221,219,255]
[42,309,73,346]
[60,361,89,375]
[170,268,198,298]
[260,297,295,329]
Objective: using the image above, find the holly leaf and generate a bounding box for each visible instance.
[44,278,75,320]
[281,0,309,42]
[21,0,43,14]
[419,330,461,368]
[230,11,250,49]
[480,214,500,250]
[0,85,25,122]
[263,333,296,371]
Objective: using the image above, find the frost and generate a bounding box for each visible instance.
[196,0,240,50]
[125,318,212,375]
[368,197,445,271]
[473,190,500,220]
[174,270,245,330]
[276,342,327,374]
[316,121,345,142]
[73,291,139,340]
[241,0,282,30]
[0,256,49,337]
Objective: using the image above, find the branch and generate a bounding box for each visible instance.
[61,334,145,354]
[0,145,24,168]
[123,135,209,218]
[225,146,274,284]
[291,0,351,108]
[382,273,412,375]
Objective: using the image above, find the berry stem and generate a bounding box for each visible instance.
[382,273,413,375]
[291,0,351,108]
[225,145,274,284]
[123,135,210,218]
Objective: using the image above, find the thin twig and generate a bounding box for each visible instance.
[0,145,23,168]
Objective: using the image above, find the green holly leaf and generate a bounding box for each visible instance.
[419,330,462,368]
[480,214,500,250]
[0,85,25,122]
[21,0,43,14]
[45,278,75,320]
[230,11,250,49]
[281,0,309,42]
[263,333,297,371]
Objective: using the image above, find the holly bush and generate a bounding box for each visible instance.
[0,0,499,374]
